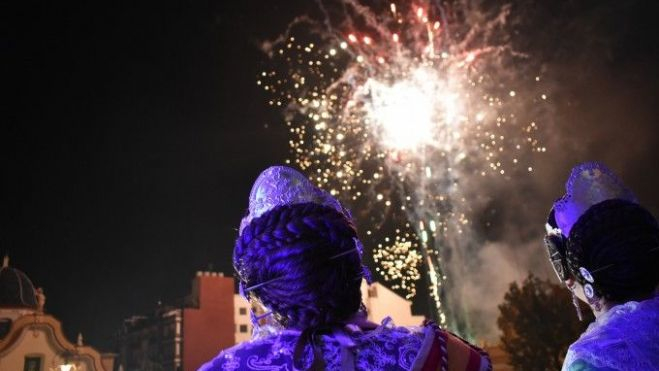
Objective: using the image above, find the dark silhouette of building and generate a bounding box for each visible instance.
[115,271,234,371]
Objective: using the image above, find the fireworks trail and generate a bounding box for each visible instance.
[258,0,549,337]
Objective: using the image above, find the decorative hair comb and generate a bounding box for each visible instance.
[552,162,637,237]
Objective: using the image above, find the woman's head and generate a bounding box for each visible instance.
[234,202,364,329]
[544,162,659,313]
[566,199,659,303]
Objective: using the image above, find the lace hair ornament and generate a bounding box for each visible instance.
[239,166,351,234]
[553,162,637,237]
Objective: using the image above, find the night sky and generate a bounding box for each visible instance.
[5,0,659,351]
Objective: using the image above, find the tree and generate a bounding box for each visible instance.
[497,274,593,371]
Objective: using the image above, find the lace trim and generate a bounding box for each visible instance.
[553,162,636,236]
[562,295,659,371]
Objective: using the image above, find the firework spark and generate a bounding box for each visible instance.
[259,0,548,336]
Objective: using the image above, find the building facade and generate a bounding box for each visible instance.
[115,310,183,371]
[233,295,251,344]
[0,257,115,371]
[115,271,234,371]
[360,281,426,326]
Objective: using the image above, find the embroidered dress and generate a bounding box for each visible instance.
[562,295,659,371]
[200,318,490,371]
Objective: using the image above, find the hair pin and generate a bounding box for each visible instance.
[590,264,613,274]
[244,276,285,293]
[254,310,273,321]
[244,246,363,293]
[329,247,360,260]
[588,246,659,276]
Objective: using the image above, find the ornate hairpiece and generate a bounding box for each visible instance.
[552,162,637,237]
[236,166,373,333]
[237,165,372,297]
[239,166,351,234]
[579,267,595,283]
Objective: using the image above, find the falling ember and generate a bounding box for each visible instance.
[258,0,548,337]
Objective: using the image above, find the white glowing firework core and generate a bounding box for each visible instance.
[362,67,464,150]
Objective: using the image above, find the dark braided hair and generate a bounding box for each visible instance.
[234,202,364,330]
[567,199,659,303]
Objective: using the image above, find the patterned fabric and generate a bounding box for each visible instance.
[562,295,659,371]
[552,162,636,237]
[200,319,491,371]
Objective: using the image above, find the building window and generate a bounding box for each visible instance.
[239,307,247,315]
[0,318,11,338]
[239,324,248,333]
[24,356,42,371]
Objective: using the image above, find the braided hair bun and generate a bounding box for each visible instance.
[567,199,659,303]
[234,202,363,330]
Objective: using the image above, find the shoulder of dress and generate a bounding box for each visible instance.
[360,323,426,340]
[565,358,617,371]
[197,344,246,370]
[199,335,290,370]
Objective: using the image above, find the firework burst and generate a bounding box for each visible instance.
[258,0,548,336]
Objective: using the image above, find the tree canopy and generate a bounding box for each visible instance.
[497,274,593,371]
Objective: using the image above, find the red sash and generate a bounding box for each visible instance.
[412,323,492,371]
